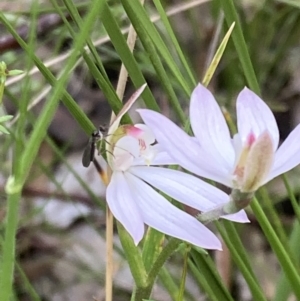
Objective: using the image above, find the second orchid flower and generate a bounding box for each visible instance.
[139,84,300,216]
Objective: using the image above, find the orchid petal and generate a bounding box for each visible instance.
[130,166,228,210]
[106,172,144,245]
[130,166,249,223]
[266,124,300,182]
[138,109,232,186]
[190,84,235,170]
[148,144,178,165]
[221,210,250,223]
[237,88,279,150]
[125,172,222,250]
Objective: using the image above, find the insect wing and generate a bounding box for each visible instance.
[82,139,94,167]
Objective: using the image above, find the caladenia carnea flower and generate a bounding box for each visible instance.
[138,84,300,221]
[105,123,228,250]
[102,86,249,250]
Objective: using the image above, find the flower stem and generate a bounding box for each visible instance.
[117,223,148,287]
[251,198,300,299]
[147,238,181,287]
[216,221,268,301]
[177,245,190,301]
[105,207,114,301]
[0,191,21,301]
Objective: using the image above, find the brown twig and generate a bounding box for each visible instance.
[0,185,103,208]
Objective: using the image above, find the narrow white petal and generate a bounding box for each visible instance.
[237,88,279,150]
[138,109,232,186]
[149,143,177,165]
[125,172,222,250]
[106,172,144,244]
[130,166,228,210]
[190,84,235,170]
[221,210,250,223]
[266,124,300,182]
[130,166,249,223]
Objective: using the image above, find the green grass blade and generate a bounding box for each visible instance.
[216,0,260,94]
[121,0,192,95]
[251,198,300,299]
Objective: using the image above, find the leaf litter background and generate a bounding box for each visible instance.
[1,0,300,300]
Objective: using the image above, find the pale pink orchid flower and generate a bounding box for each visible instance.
[106,123,228,249]
[138,84,300,194]
[104,84,249,250]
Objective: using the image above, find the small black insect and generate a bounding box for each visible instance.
[82,126,107,167]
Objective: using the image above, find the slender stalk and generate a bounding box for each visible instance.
[190,250,234,301]
[282,174,300,224]
[251,198,300,299]
[147,238,180,286]
[117,223,148,288]
[177,246,190,301]
[216,222,268,301]
[105,207,114,301]
[274,220,300,301]
[0,192,21,300]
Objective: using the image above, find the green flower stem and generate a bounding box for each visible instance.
[142,228,165,272]
[127,237,181,301]
[251,198,300,299]
[274,220,300,301]
[219,221,255,279]
[274,176,300,300]
[216,221,268,301]
[216,0,260,94]
[116,223,149,300]
[0,192,21,301]
[147,238,180,286]
[258,188,290,249]
[159,267,179,300]
[190,250,234,301]
[188,259,219,301]
[282,174,300,224]
[177,247,189,301]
